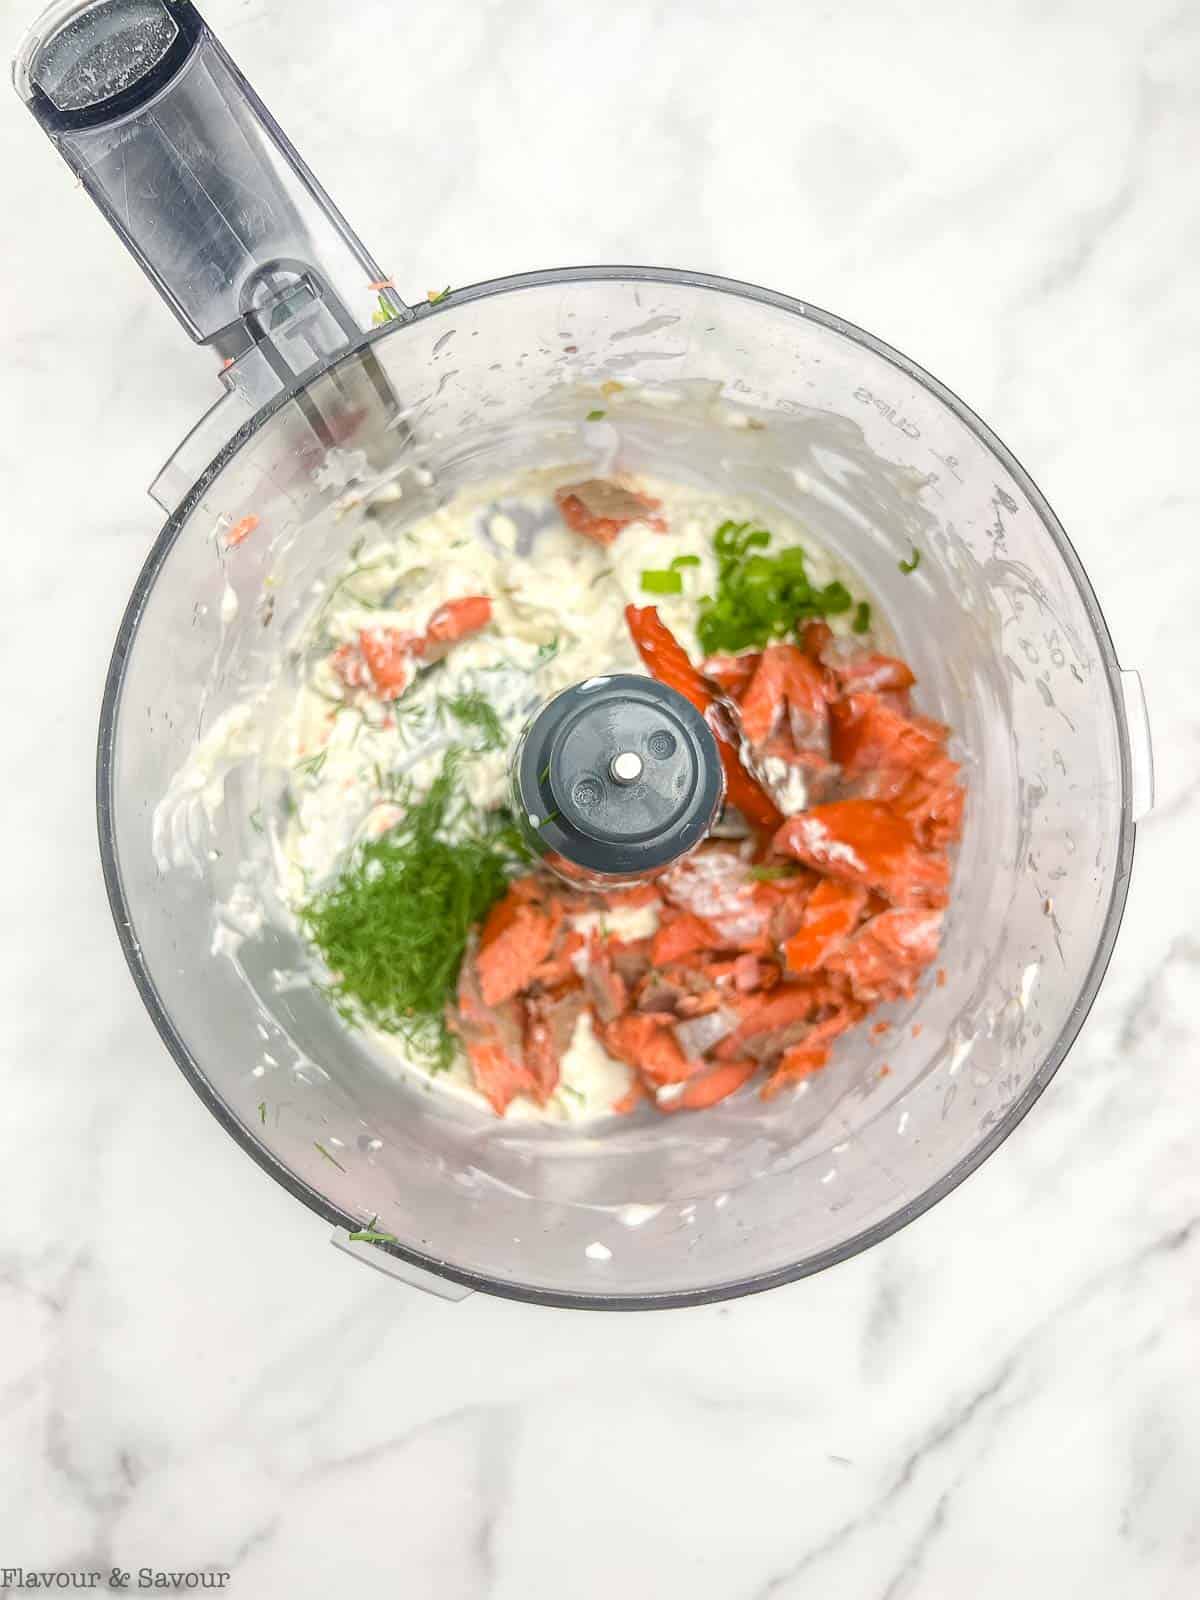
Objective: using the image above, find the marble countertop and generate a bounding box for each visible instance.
[2,0,1198,1593]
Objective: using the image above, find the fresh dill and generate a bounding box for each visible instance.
[296,749,328,779]
[314,1141,346,1171]
[899,546,922,574]
[300,751,528,1069]
[443,690,506,751]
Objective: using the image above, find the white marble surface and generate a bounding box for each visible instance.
[2,0,1198,1593]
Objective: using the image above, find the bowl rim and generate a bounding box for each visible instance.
[96,264,1137,1310]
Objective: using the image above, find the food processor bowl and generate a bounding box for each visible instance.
[99,271,1150,1305]
[19,0,1152,1306]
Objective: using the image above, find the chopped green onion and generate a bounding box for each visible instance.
[640,568,684,595]
[348,1227,399,1244]
[697,521,867,654]
[852,601,872,634]
[586,409,606,421]
[899,546,922,574]
[670,554,701,570]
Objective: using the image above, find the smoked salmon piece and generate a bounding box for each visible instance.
[739,643,831,750]
[453,953,540,1114]
[831,652,916,696]
[783,880,869,973]
[604,1014,702,1084]
[475,900,560,1006]
[830,693,947,779]
[625,606,785,832]
[733,953,773,992]
[556,481,667,545]
[466,1037,543,1116]
[584,935,630,1024]
[334,597,489,701]
[424,595,493,648]
[662,847,773,951]
[704,652,761,700]
[773,800,951,908]
[608,937,654,986]
[359,627,422,699]
[891,757,966,850]
[330,642,372,690]
[529,928,586,988]
[714,981,827,1060]
[662,1058,757,1111]
[760,1006,865,1099]
[825,907,944,1002]
[800,621,834,660]
[522,987,585,1099]
[650,911,722,965]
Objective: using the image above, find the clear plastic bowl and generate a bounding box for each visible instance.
[100,268,1144,1307]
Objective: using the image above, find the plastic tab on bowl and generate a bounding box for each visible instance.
[1119,669,1154,821]
[330,1228,474,1301]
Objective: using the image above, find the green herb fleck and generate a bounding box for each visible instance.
[535,637,561,665]
[749,864,800,882]
[586,409,606,421]
[257,1100,267,1124]
[314,1142,346,1172]
[296,748,329,779]
[558,1083,585,1105]
[670,554,701,570]
[300,752,529,1068]
[696,521,860,655]
[443,690,505,751]
[348,1226,399,1244]
[640,568,684,596]
[899,546,922,574]
[249,807,264,834]
[852,600,872,635]
[427,286,452,305]
[372,294,402,326]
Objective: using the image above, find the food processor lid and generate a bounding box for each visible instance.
[514,676,724,880]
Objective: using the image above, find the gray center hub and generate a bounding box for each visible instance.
[513,674,723,882]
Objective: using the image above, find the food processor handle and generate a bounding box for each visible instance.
[13,0,409,375]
